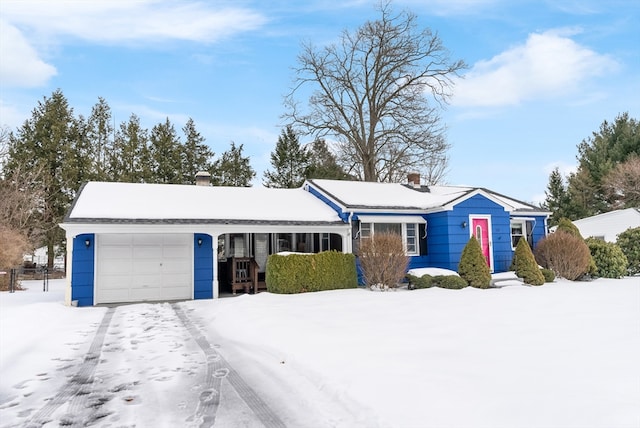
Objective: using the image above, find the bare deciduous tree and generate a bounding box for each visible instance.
[603,155,640,209]
[284,1,465,183]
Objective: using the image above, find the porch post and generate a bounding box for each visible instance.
[212,232,219,299]
[64,231,74,306]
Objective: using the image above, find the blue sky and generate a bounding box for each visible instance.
[1,0,639,204]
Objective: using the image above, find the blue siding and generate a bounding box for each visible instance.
[194,234,213,299]
[72,234,95,307]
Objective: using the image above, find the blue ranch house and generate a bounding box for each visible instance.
[61,174,549,306]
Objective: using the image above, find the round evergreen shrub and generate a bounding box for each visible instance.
[556,217,583,238]
[513,238,545,286]
[406,274,433,289]
[458,236,491,289]
[534,231,591,281]
[433,275,468,289]
[585,238,628,278]
[616,227,640,275]
[540,268,556,283]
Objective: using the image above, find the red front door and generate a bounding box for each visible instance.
[472,217,491,268]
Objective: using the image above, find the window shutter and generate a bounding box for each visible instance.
[419,224,428,256]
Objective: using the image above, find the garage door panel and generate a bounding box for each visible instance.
[162,286,191,300]
[130,286,163,300]
[133,260,162,275]
[96,233,192,304]
[162,259,191,274]
[133,246,163,259]
[163,234,191,246]
[99,275,132,289]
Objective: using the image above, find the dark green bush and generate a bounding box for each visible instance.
[586,238,628,278]
[406,274,434,289]
[458,236,491,289]
[556,217,583,238]
[541,268,556,282]
[513,238,545,285]
[433,275,468,289]
[266,251,357,294]
[617,227,640,275]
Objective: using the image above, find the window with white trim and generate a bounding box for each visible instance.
[510,220,525,249]
[510,219,534,249]
[359,222,419,255]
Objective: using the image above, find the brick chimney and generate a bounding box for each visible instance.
[195,171,211,186]
[407,173,420,188]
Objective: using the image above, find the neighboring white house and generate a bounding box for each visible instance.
[570,208,640,242]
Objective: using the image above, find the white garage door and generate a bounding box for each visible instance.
[96,234,192,304]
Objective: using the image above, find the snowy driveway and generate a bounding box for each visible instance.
[1,286,285,428]
[3,277,640,428]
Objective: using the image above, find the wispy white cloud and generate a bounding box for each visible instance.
[0,99,28,129]
[0,21,56,87]
[2,1,267,44]
[0,0,267,89]
[452,29,619,107]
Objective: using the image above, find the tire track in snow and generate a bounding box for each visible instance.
[23,307,116,428]
[172,304,285,428]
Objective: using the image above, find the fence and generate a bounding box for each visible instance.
[4,266,50,293]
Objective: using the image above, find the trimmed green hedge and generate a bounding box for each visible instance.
[433,275,468,289]
[266,251,357,294]
[406,274,434,289]
[406,274,467,290]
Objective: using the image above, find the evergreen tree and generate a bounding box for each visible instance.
[457,236,491,289]
[305,139,350,180]
[212,142,255,187]
[513,238,545,285]
[86,97,113,180]
[543,167,570,226]
[566,112,639,216]
[4,90,84,267]
[148,118,182,183]
[263,126,310,188]
[181,118,214,184]
[108,114,150,183]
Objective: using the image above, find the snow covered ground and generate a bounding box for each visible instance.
[1,276,639,427]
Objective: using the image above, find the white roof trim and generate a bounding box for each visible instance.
[356,215,426,224]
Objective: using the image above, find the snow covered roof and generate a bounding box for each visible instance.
[64,182,346,225]
[571,208,640,242]
[305,179,546,214]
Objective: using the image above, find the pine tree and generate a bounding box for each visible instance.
[4,90,84,267]
[543,167,570,226]
[108,114,150,183]
[148,118,182,183]
[263,126,310,188]
[85,97,113,180]
[567,112,640,216]
[212,142,255,187]
[181,118,214,184]
[305,139,350,180]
